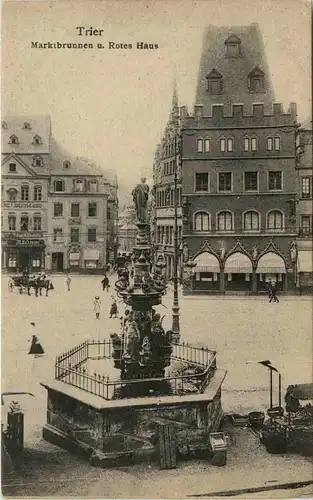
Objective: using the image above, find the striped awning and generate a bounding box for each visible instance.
[256,252,286,274]
[194,252,220,272]
[224,252,252,273]
[297,251,313,273]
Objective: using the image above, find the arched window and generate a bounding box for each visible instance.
[227,137,233,152]
[9,134,19,145]
[63,160,70,169]
[220,137,226,152]
[197,138,203,153]
[21,185,29,201]
[74,179,84,192]
[54,180,65,192]
[34,185,42,201]
[267,210,284,231]
[274,136,281,151]
[243,210,260,231]
[23,122,31,130]
[2,121,8,129]
[7,188,18,201]
[8,213,16,231]
[88,180,98,192]
[217,211,233,231]
[244,137,250,152]
[20,213,29,231]
[267,136,273,151]
[194,212,210,232]
[251,136,257,151]
[204,138,210,152]
[33,213,42,231]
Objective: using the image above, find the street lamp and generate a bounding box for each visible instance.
[246,360,282,409]
[171,131,181,342]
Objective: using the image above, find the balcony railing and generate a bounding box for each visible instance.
[54,340,217,400]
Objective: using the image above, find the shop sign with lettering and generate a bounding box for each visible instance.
[17,239,44,246]
[1,202,43,209]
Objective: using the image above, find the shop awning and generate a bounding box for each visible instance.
[83,249,100,260]
[194,252,220,273]
[224,252,252,273]
[297,251,313,273]
[256,252,286,274]
[69,252,80,261]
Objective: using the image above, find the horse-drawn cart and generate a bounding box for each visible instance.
[8,274,53,296]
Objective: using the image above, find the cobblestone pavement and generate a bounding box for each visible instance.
[2,274,312,497]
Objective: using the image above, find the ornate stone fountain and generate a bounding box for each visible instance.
[41,179,227,468]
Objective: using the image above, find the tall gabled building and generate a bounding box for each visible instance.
[1,116,117,274]
[152,82,183,279]
[1,116,51,272]
[179,23,298,294]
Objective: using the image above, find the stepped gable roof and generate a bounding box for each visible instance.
[1,115,51,154]
[49,137,104,176]
[195,23,275,114]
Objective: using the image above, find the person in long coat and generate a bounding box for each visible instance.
[28,323,44,357]
[109,299,118,318]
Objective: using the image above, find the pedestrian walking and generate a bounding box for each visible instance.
[267,278,273,299]
[66,274,71,291]
[28,323,45,358]
[109,299,118,318]
[269,282,279,303]
[94,296,101,319]
[101,275,110,292]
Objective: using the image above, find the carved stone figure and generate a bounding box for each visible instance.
[182,243,189,263]
[290,241,297,262]
[132,177,150,222]
[219,242,226,261]
[252,245,258,260]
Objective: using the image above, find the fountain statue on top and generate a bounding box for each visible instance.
[113,178,172,383]
[132,177,150,223]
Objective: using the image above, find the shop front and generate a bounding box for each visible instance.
[255,252,287,291]
[193,252,220,292]
[224,252,253,292]
[83,249,101,274]
[297,251,313,294]
[2,236,45,273]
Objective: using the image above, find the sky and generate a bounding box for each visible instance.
[2,0,312,200]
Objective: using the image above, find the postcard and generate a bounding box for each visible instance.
[1,0,312,498]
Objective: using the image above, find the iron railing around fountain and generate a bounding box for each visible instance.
[54,340,217,400]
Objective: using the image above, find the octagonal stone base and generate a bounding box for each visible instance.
[41,369,226,468]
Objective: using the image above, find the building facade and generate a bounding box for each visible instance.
[152,87,183,279]
[1,117,50,273]
[180,102,298,293]
[152,24,300,293]
[296,125,313,292]
[1,117,116,274]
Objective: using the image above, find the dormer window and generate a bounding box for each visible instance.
[206,69,223,95]
[63,160,70,169]
[32,134,42,145]
[2,121,8,129]
[23,122,31,130]
[9,134,19,145]
[248,66,265,93]
[224,34,242,58]
[32,156,43,167]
